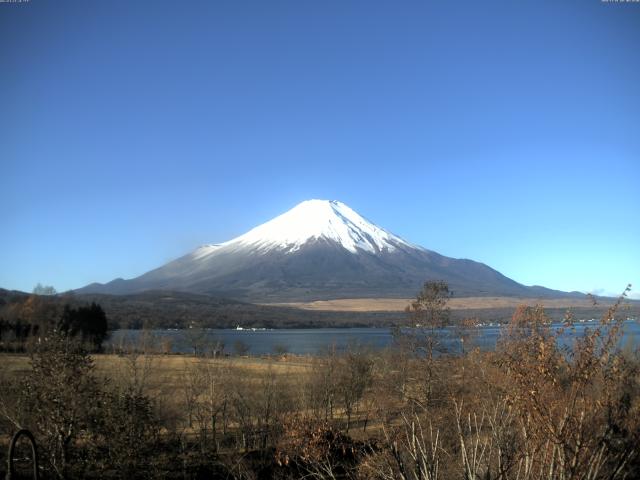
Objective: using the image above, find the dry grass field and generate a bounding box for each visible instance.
[0,352,315,409]
[1,352,313,382]
[266,296,612,312]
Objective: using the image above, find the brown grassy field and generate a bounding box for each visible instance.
[1,352,313,379]
[0,352,315,404]
[265,296,613,312]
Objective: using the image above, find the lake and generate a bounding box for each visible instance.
[107,319,640,356]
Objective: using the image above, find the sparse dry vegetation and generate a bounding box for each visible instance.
[1,284,638,479]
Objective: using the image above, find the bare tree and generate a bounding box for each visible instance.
[32,283,57,296]
[190,357,231,452]
[493,285,640,480]
[273,343,289,357]
[337,345,374,433]
[403,280,452,406]
[306,345,340,422]
[184,326,207,356]
[20,331,100,479]
[233,339,250,356]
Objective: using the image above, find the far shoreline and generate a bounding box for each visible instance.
[261,295,631,312]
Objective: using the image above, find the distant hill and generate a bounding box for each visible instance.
[2,288,635,330]
[0,288,402,329]
[77,200,585,302]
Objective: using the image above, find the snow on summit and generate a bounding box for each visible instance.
[79,199,569,300]
[195,200,414,257]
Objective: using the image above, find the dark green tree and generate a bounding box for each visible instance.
[58,303,109,351]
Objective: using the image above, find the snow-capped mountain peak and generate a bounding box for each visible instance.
[77,199,575,301]
[196,199,414,257]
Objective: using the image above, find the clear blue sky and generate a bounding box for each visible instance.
[1,0,638,298]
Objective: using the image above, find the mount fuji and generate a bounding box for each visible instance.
[78,200,579,301]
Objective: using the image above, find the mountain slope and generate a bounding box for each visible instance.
[77,200,582,301]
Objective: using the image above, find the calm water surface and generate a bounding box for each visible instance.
[108,320,640,356]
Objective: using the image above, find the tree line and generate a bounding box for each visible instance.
[0,295,110,352]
